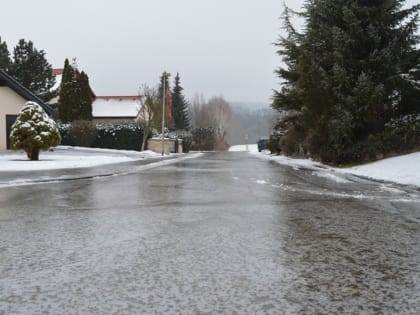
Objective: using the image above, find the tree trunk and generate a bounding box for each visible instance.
[30,148,40,161]
[141,130,149,151]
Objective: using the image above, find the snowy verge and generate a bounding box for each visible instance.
[337,152,420,187]
[229,144,420,187]
[0,146,171,172]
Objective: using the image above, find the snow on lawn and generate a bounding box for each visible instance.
[249,149,420,188]
[0,146,162,172]
[340,152,420,187]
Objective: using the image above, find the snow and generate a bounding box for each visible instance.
[229,144,259,152]
[51,73,62,91]
[238,144,420,188]
[92,97,140,118]
[0,146,162,172]
[341,152,420,187]
[0,153,134,171]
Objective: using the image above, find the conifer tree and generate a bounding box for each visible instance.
[10,101,61,160]
[78,71,93,121]
[58,59,93,122]
[273,0,420,163]
[9,39,55,101]
[58,59,76,123]
[0,36,11,70]
[171,73,191,130]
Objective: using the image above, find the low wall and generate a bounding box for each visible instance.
[148,138,183,155]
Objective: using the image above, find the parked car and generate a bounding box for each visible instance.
[257,137,269,152]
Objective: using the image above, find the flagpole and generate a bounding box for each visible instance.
[161,73,166,156]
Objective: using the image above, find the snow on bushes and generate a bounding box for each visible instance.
[10,101,61,160]
[59,122,144,151]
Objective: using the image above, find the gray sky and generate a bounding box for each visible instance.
[1,0,418,104]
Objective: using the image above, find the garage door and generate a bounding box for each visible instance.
[6,115,18,149]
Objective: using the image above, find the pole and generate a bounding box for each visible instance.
[161,75,166,156]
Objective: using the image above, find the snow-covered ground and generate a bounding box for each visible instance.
[0,146,163,171]
[2,144,419,188]
[230,144,420,188]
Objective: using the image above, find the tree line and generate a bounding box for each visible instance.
[1,36,234,151]
[0,37,55,102]
[138,75,233,151]
[0,37,93,123]
[272,0,420,164]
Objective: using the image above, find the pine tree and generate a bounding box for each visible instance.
[10,101,61,160]
[58,59,93,122]
[9,39,56,101]
[78,71,93,121]
[58,59,76,123]
[273,0,420,163]
[171,73,191,130]
[0,36,11,70]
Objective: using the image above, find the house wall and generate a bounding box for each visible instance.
[0,87,26,150]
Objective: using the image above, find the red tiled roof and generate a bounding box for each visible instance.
[95,96,140,101]
[52,68,64,75]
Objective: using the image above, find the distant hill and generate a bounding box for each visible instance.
[229,101,271,111]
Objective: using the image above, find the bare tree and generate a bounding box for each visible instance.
[206,96,232,147]
[189,94,233,150]
[136,85,162,151]
[189,92,207,129]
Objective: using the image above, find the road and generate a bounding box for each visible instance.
[0,152,419,314]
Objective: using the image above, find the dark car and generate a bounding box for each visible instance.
[257,137,269,152]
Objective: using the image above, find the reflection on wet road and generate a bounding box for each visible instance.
[0,152,419,314]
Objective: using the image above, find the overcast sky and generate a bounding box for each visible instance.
[1,0,418,104]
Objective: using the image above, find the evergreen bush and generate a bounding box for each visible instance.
[58,122,144,151]
[94,123,143,151]
[10,101,61,160]
[70,120,96,147]
[191,127,215,151]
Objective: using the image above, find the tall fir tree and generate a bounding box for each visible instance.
[58,59,75,123]
[0,36,11,70]
[9,39,56,101]
[78,71,93,121]
[171,73,191,130]
[58,59,93,123]
[273,0,420,163]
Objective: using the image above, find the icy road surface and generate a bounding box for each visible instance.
[0,152,419,314]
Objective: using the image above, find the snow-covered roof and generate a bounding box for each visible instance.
[51,74,62,91]
[92,96,141,118]
[50,68,63,92]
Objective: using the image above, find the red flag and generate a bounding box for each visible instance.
[165,83,172,122]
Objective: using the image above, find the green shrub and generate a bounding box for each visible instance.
[10,101,61,160]
[70,120,96,147]
[58,122,144,151]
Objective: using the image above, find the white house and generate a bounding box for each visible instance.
[0,70,53,150]
[92,96,141,123]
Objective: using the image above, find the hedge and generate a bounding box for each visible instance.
[59,122,144,151]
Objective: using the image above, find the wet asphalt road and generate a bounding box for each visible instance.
[0,152,419,314]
